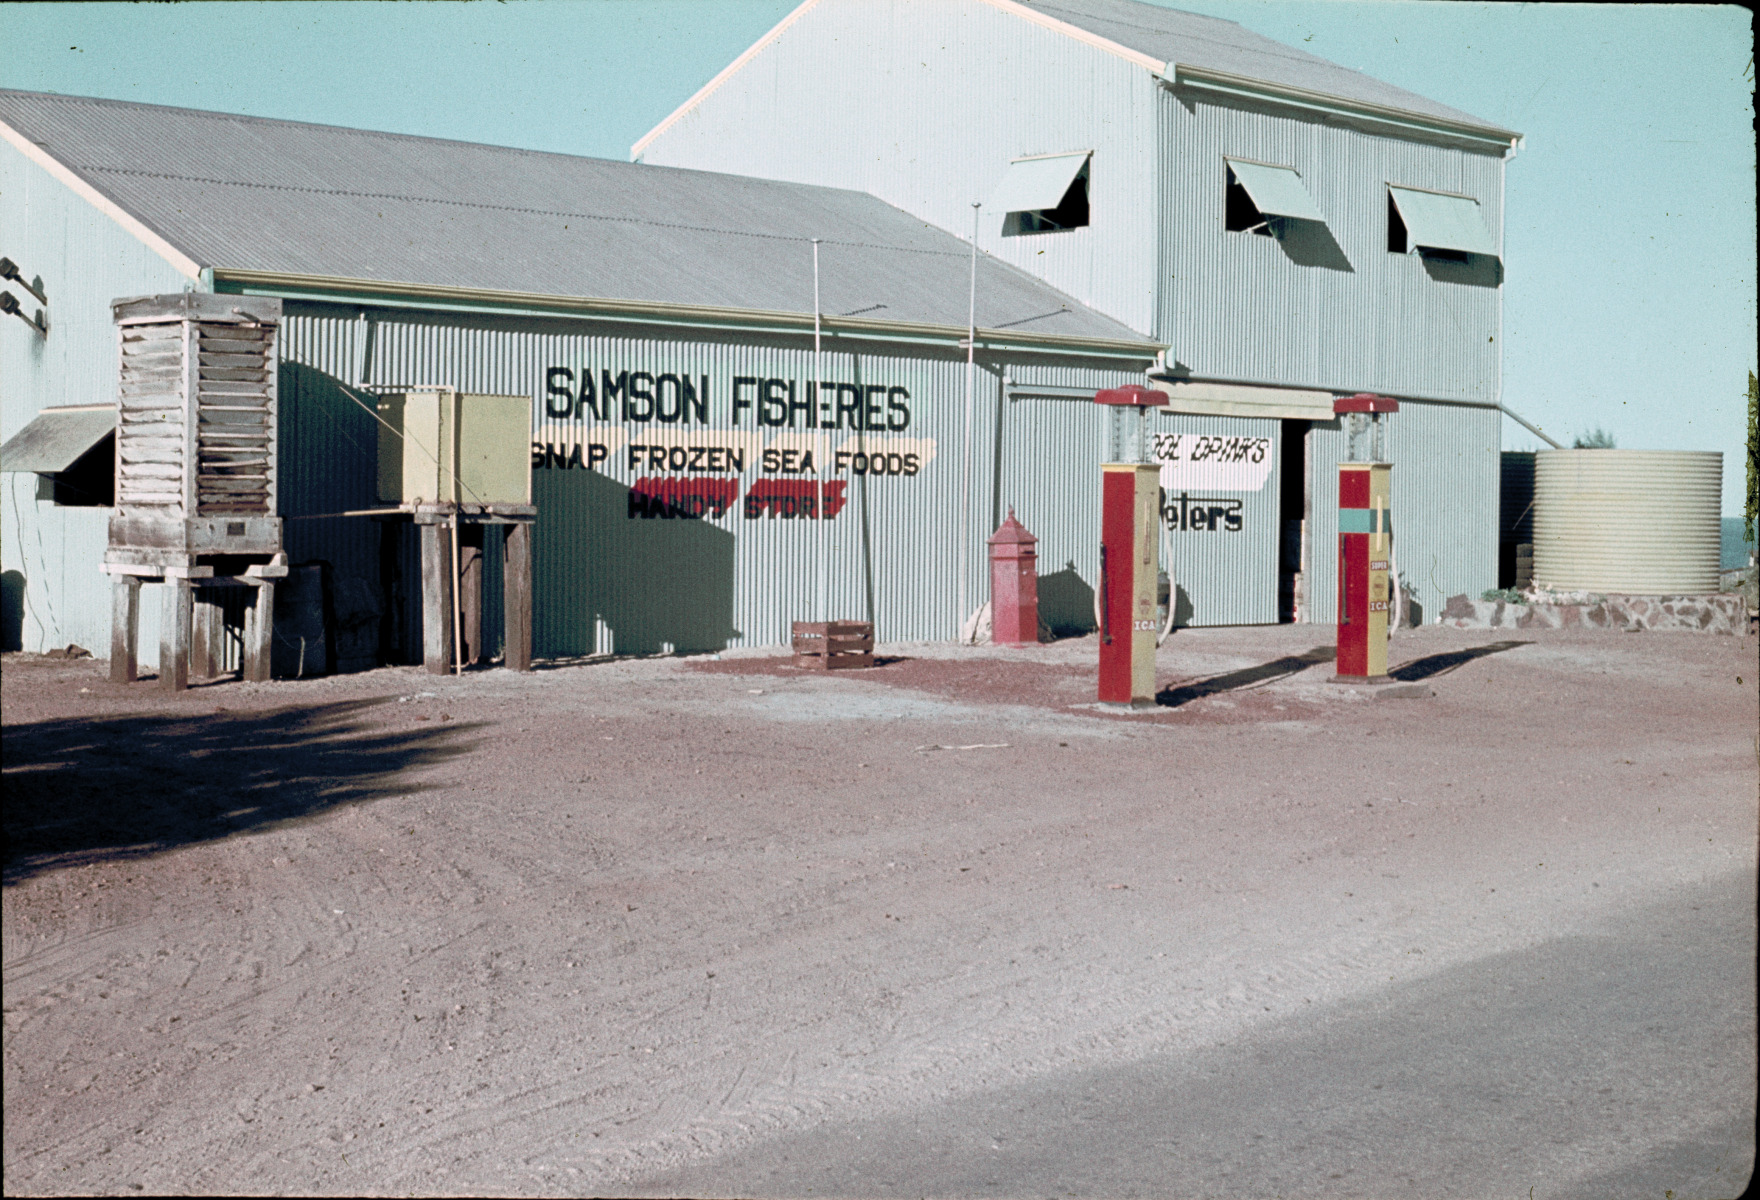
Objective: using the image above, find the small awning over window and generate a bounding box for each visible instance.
[1388,186,1496,256]
[0,405,116,473]
[986,152,1090,213]
[1224,159,1325,223]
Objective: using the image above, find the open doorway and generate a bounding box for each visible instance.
[1278,419,1310,623]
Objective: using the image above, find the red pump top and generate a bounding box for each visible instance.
[1333,393,1400,414]
[1094,385,1168,407]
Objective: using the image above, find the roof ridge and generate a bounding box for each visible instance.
[0,86,584,163]
[0,85,910,206]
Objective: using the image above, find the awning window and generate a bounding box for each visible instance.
[1388,186,1496,256]
[986,152,1091,214]
[0,405,116,473]
[1224,159,1326,223]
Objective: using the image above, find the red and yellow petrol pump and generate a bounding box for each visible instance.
[1095,385,1167,707]
[1333,394,1399,682]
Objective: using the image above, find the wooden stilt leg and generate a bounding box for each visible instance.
[160,577,192,692]
[191,589,218,681]
[244,580,275,682]
[503,520,532,672]
[110,576,141,684]
[459,525,483,666]
[421,521,453,675]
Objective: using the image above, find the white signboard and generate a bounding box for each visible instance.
[1153,433,1274,493]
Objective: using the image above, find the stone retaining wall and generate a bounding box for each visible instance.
[1440,593,1750,634]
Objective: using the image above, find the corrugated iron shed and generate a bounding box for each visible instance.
[0,88,1154,348]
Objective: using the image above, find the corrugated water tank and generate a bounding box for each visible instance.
[1532,450,1721,593]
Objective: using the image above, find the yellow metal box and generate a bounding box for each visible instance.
[376,389,531,506]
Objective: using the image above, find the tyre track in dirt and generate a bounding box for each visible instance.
[4,626,1754,1194]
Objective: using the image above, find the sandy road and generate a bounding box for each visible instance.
[2,623,1755,1196]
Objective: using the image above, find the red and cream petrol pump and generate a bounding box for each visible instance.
[1333,393,1399,682]
[1095,385,1168,707]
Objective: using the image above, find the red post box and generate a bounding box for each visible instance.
[987,507,1039,645]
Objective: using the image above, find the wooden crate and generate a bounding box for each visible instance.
[791,620,874,670]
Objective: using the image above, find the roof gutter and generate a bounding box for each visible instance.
[211,269,1164,361]
[1165,64,1522,154]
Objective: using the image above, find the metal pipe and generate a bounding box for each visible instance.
[1498,404,1563,449]
[450,390,464,676]
[813,238,827,622]
[957,201,979,638]
[451,511,464,676]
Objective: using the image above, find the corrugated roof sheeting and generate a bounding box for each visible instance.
[1158,86,1503,403]
[1304,400,1497,626]
[1015,0,1500,130]
[633,1,1164,338]
[0,88,1149,346]
[1,136,188,658]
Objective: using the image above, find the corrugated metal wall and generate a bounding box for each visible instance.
[276,309,391,671]
[1,140,191,659]
[279,305,1149,656]
[1153,410,1281,626]
[636,0,1161,336]
[1159,87,1505,404]
[996,400,1280,630]
[1305,400,1498,625]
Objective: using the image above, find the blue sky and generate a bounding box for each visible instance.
[3,1,1754,512]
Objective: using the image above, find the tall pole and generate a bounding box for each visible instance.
[958,201,979,640]
[813,238,827,622]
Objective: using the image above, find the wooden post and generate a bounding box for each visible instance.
[191,589,220,681]
[377,517,401,665]
[503,520,532,672]
[459,524,484,666]
[110,575,141,684]
[421,521,453,675]
[244,581,275,682]
[160,576,192,692]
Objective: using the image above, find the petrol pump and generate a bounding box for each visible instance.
[1333,393,1399,682]
[1094,385,1168,707]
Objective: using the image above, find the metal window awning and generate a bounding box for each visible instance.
[1147,381,1337,421]
[1388,186,1497,256]
[1224,159,1326,223]
[0,405,116,473]
[985,152,1090,213]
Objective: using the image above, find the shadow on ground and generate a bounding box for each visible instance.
[1156,645,1336,708]
[1389,639,1530,682]
[2,700,479,884]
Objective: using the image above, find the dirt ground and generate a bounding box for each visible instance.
[3,622,1756,1196]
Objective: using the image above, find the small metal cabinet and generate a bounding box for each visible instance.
[376,389,532,507]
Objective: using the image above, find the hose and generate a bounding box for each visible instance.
[1389,534,1403,636]
[1089,507,1179,645]
[1157,520,1177,647]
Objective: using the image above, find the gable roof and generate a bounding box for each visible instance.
[0,88,1155,350]
[1015,0,1505,132]
[635,0,1517,158]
